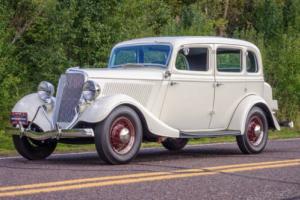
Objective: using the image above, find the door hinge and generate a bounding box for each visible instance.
[164,70,171,79]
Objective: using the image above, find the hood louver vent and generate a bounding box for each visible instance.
[102,82,153,106]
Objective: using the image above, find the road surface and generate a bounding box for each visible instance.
[0,139,299,200]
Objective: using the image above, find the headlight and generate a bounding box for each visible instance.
[37,81,55,103]
[82,80,101,102]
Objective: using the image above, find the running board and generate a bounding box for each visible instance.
[179,130,241,139]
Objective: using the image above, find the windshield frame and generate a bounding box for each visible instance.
[108,43,173,69]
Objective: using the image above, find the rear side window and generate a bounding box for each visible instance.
[246,51,258,73]
[217,48,242,72]
[175,48,209,71]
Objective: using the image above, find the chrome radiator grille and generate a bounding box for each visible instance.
[54,73,85,126]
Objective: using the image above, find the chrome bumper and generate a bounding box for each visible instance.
[5,127,94,141]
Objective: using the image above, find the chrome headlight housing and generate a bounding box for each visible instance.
[82,80,101,102]
[37,81,55,103]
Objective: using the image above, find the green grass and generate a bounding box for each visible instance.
[0,130,15,156]
[0,128,299,156]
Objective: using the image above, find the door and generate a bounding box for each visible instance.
[160,45,215,131]
[210,45,246,129]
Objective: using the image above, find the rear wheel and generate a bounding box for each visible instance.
[12,125,57,160]
[94,106,142,164]
[236,107,268,154]
[162,138,188,151]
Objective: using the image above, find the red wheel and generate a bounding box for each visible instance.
[110,117,136,155]
[246,115,264,146]
[95,106,142,164]
[236,107,268,154]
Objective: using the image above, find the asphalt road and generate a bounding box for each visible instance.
[0,139,299,200]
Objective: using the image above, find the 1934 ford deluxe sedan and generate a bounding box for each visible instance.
[6,37,280,164]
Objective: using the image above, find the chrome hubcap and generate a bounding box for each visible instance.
[254,125,262,136]
[119,128,130,144]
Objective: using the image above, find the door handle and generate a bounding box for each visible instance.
[170,81,178,86]
[216,82,223,87]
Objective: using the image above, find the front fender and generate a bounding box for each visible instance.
[12,93,54,132]
[228,95,280,134]
[77,94,179,138]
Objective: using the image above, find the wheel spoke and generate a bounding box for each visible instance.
[246,115,264,146]
[109,116,136,155]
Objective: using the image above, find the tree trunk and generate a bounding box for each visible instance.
[216,0,229,36]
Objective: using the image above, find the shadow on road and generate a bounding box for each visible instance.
[42,145,243,166]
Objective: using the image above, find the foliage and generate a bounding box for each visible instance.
[0,0,299,130]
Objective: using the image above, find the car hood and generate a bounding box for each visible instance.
[67,67,166,81]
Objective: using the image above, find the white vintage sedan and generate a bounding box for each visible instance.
[6,37,280,164]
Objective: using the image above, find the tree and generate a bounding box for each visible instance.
[0,0,299,129]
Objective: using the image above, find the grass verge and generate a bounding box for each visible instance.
[0,128,299,156]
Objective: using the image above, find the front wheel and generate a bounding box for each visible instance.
[12,125,57,160]
[236,107,268,154]
[94,106,142,165]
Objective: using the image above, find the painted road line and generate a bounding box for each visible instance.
[1,159,299,192]
[0,171,173,192]
[177,158,300,172]
[0,161,299,197]
[0,159,299,197]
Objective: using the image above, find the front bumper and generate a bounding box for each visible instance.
[5,127,94,141]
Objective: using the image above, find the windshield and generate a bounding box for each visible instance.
[109,44,171,68]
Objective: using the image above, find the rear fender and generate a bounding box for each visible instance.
[228,95,280,134]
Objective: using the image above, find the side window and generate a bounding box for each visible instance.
[175,48,209,71]
[217,48,242,72]
[246,51,258,73]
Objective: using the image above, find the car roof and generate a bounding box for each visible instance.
[114,36,258,50]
